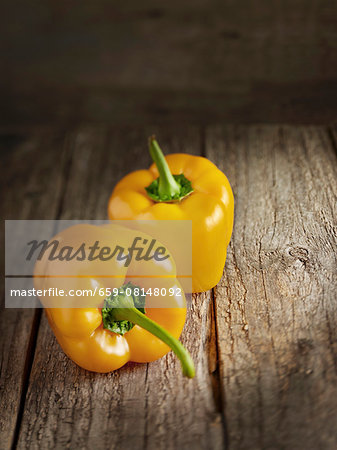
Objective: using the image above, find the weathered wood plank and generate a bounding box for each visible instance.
[207,126,337,450]
[0,131,73,450]
[16,126,224,449]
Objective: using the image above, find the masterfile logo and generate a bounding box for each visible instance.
[5,220,192,308]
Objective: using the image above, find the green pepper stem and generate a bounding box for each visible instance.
[149,136,181,198]
[113,306,195,378]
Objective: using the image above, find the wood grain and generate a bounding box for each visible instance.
[1,125,336,449]
[15,126,224,449]
[207,126,337,449]
[0,131,72,450]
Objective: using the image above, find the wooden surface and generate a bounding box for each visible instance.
[2,1,337,126]
[1,125,337,449]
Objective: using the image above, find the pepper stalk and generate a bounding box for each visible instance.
[102,283,195,378]
[146,136,194,202]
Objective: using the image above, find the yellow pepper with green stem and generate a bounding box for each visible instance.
[34,224,195,377]
[108,137,234,292]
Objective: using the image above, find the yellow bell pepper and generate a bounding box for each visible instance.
[34,224,195,377]
[108,137,234,292]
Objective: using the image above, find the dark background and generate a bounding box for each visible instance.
[2,0,337,128]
